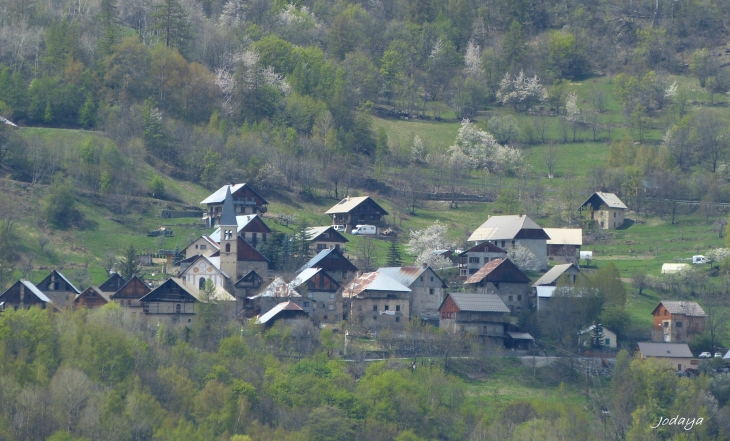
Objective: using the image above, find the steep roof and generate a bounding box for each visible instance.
[443,293,510,313]
[74,286,111,303]
[579,324,616,336]
[459,241,507,256]
[0,116,17,127]
[140,277,235,303]
[209,215,270,242]
[288,268,322,290]
[179,255,231,280]
[297,248,358,274]
[544,228,583,246]
[219,186,238,227]
[653,301,707,317]
[37,270,81,294]
[377,266,447,288]
[235,270,263,287]
[325,196,389,215]
[251,277,301,299]
[581,192,627,210]
[465,258,531,285]
[111,275,151,299]
[201,183,268,205]
[2,279,52,303]
[98,273,126,293]
[532,264,580,287]
[636,342,693,358]
[304,226,348,243]
[256,301,304,325]
[468,215,548,242]
[342,272,411,297]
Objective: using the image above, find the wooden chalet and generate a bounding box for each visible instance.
[110,275,151,321]
[255,301,311,327]
[325,196,389,233]
[98,273,126,295]
[651,301,707,343]
[439,293,509,340]
[140,277,235,327]
[73,286,110,309]
[458,241,507,280]
[304,226,349,251]
[297,248,358,283]
[464,258,531,315]
[201,183,268,227]
[36,270,80,308]
[0,279,52,311]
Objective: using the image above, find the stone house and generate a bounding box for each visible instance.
[246,277,305,319]
[467,214,550,270]
[580,192,627,230]
[464,258,532,315]
[201,183,268,227]
[289,268,341,324]
[651,301,707,343]
[340,272,411,328]
[376,265,447,324]
[458,241,507,279]
[532,263,587,310]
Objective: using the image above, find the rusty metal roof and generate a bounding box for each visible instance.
[465,258,531,284]
[342,272,411,297]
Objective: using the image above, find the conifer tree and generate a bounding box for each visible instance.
[151,0,192,54]
[119,243,141,280]
[78,92,96,128]
[98,0,120,56]
[387,239,402,267]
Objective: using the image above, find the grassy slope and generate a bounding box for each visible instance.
[9,75,729,333]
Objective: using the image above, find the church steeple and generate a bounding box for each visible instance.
[219,186,238,290]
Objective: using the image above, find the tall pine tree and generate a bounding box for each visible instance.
[98,0,120,57]
[386,239,402,267]
[151,0,192,54]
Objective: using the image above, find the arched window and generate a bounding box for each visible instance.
[225,243,231,253]
[175,304,181,314]
[199,277,206,290]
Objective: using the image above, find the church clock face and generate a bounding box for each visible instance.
[193,267,199,273]
[207,267,213,272]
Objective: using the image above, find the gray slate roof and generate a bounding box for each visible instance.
[209,215,259,242]
[468,215,544,242]
[582,192,627,210]
[200,183,267,205]
[256,301,304,325]
[20,279,52,303]
[377,265,445,288]
[637,342,693,358]
[446,293,510,313]
[532,264,579,287]
[658,301,707,317]
[219,186,238,227]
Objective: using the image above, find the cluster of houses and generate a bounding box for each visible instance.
[2,183,724,368]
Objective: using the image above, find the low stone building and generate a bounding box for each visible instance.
[635,342,696,372]
[439,293,509,339]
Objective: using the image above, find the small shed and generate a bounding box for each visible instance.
[661,263,689,274]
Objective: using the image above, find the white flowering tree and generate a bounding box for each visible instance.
[411,135,427,164]
[463,39,482,79]
[506,246,540,272]
[496,71,548,113]
[406,220,454,269]
[565,91,580,122]
[706,248,730,269]
[220,0,246,27]
[448,119,524,175]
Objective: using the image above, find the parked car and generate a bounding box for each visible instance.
[352,225,377,235]
[715,352,723,358]
[693,255,709,264]
[699,352,712,358]
[333,225,346,232]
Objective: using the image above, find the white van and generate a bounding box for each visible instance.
[352,225,377,235]
[692,255,709,264]
[332,225,346,232]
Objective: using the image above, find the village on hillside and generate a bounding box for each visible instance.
[2,183,728,372]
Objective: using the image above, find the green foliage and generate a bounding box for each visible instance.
[593,262,627,307]
[599,303,631,340]
[150,0,192,54]
[119,243,141,280]
[150,175,166,199]
[44,172,81,228]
